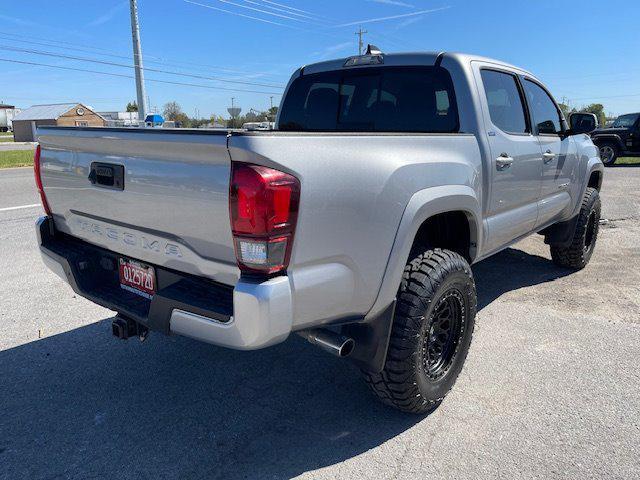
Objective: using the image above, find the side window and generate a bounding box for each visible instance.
[480,69,527,134]
[523,80,561,135]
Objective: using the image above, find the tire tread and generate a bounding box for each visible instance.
[363,248,476,414]
[550,187,601,269]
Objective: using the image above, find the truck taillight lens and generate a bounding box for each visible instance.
[229,162,300,275]
[33,145,52,215]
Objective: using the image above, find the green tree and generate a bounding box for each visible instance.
[173,112,191,128]
[210,115,227,127]
[126,101,138,112]
[558,103,575,119]
[163,101,183,121]
[581,103,606,127]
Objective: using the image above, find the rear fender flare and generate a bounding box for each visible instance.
[366,185,481,320]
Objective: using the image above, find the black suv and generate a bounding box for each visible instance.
[590,112,640,166]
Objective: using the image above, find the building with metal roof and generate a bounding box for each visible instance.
[12,103,105,142]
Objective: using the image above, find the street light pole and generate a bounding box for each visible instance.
[130,0,148,123]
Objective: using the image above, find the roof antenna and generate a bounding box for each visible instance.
[365,44,383,55]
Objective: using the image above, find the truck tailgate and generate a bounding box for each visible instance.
[38,127,239,286]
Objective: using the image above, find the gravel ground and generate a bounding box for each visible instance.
[0,166,638,480]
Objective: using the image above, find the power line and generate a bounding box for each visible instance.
[0,58,283,95]
[0,30,289,81]
[212,0,323,25]
[244,0,330,22]
[566,93,640,101]
[0,45,285,89]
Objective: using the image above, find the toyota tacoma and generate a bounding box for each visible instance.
[35,48,603,413]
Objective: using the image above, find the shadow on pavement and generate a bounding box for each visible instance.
[1,247,573,479]
[472,247,572,310]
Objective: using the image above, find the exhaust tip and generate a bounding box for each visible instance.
[338,338,355,357]
[298,328,355,358]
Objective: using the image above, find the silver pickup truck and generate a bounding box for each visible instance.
[35,49,603,413]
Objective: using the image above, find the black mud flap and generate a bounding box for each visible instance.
[540,214,580,248]
[342,301,396,373]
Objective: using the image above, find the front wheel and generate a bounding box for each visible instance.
[550,187,601,270]
[598,143,618,166]
[362,249,476,414]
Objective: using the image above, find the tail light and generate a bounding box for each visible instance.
[229,162,300,275]
[33,144,52,215]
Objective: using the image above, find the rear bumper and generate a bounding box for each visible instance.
[37,216,293,350]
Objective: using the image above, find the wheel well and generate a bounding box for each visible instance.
[412,211,473,262]
[593,137,620,149]
[588,171,602,191]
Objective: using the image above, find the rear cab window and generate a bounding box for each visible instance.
[278,66,459,133]
[480,69,528,135]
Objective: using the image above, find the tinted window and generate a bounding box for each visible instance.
[612,113,639,128]
[523,80,561,134]
[480,70,527,134]
[278,67,458,133]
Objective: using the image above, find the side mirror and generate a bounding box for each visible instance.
[568,112,597,135]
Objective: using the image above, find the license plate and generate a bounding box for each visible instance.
[119,258,156,299]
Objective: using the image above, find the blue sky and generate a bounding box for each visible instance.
[1,0,639,118]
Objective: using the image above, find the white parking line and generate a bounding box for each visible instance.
[0,203,41,212]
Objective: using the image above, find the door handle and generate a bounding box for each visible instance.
[496,154,513,171]
[542,150,556,164]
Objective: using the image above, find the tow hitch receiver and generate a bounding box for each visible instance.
[112,315,149,341]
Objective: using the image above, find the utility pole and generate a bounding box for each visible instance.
[355,26,368,55]
[270,96,274,110]
[130,0,148,123]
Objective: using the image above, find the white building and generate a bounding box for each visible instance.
[98,111,140,127]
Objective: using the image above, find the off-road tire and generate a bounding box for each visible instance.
[598,142,618,166]
[363,249,476,414]
[550,187,601,270]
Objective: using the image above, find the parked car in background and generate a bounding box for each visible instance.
[0,104,20,132]
[144,114,164,127]
[242,121,275,131]
[35,49,603,413]
[590,112,640,165]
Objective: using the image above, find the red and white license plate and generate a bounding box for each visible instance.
[119,258,156,299]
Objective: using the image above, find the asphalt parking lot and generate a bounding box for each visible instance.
[1,165,639,480]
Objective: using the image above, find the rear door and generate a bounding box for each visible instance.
[521,78,578,228]
[475,66,543,253]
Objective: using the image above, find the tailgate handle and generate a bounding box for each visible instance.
[89,162,124,190]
